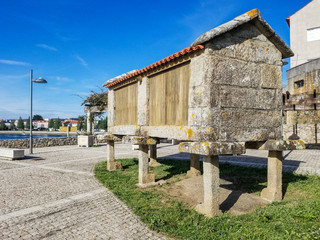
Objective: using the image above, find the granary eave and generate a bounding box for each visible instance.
[102,70,138,88]
[104,45,205,89]
[191,9,294,59]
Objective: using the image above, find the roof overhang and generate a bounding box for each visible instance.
[191,9,294,59]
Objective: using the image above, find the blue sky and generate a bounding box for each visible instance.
[0,0,311,119]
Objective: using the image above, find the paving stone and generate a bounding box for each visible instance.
[0,143,319,239]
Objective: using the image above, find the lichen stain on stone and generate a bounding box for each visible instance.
[245,9,260,19]
[186,128,194,139]
[146,139,153,145]
[298,140,305,147]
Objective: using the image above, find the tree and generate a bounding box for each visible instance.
[0,121,7,130]
[17,117,24,130]
[81,90,108,112]
[83,118,87,131]
[10,120,15,130]
[26,117,30,130]
[77,115,85,131]
[98,116,108,130]
[33,115,43,120]
[53,118,62,130]
[48,119,54,129]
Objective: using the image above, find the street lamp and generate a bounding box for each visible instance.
[30,69,47,154]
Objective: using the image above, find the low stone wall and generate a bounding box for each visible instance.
[283,124,320,144]
[0,137,77,149]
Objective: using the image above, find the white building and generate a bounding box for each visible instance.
[287,0,320,68]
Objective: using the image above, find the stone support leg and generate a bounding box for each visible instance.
[149,145,161,167]
[261,150,283,201]
[138,145,155,186]
[106,140,122,171]
[196,155,220,217]
[187,154,201,177]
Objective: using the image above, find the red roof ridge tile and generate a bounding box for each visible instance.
[104,44,204,88]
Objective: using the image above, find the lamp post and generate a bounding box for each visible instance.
[30,69,47,154]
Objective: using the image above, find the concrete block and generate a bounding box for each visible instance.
[77,135,94,147]
[0,148,24,160]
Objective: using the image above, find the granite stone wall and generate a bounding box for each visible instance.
[0,137,77,149]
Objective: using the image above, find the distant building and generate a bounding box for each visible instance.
[283,0,320,144]
[62,119,78,127]
[286,0,320,68]
[33,120,49,130]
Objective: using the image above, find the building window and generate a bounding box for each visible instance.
[294,80,304,88]
[307,27,320,42]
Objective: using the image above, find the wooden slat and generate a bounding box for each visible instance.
[114,82,138,125]
[149,62,190,126]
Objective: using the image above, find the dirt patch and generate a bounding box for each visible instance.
[163,175,270,215]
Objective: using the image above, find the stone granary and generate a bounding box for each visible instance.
[103,9,304,216]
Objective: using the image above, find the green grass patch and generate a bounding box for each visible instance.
[95,158,320,240]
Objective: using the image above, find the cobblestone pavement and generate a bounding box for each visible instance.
[0,145,168,240]
[1,143,319,239]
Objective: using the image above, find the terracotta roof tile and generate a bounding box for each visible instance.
[104,45,204,88]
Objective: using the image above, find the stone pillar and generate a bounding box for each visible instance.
[196,155,220,217]
[106,140,122,171]
[86,112,92,135]
[138,144,155,186]
[149,144,161,167]
[108,90,115,127]
[261,150,283,201]
[187,153,201,177]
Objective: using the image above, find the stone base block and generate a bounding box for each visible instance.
[138,174,155,187]
[137,179,166,188]
[149,159,161,167]
[187,169,201,177]
[78,135,94,147]
[179,142,245,156]
[107,161,123,171]
[195,203,221,217]
[261,187,282,202]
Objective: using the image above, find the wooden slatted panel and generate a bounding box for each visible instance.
[149,62,190,126]
[114,82,138,125]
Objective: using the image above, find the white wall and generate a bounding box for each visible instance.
[290,0,320,67]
